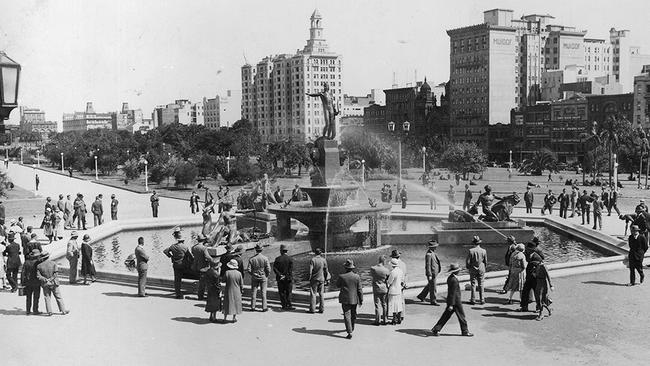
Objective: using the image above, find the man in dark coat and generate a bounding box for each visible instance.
[80,234,96,284]
[627,225,648,286]
[431,263,473,337]
[91,195,103,226]
[73,193,87,230]
[191,234,212,300]
[578,190,592,225]
[150,191,160,218]
[110,194,119,220]
[135,237,149,297]
[417,240,441,305]
[163,227,189,299]
[399,185,408,209]
[542,189,556,215]
[558,188,570,219]
[524,186,534,213]
[21,248,42,315]
[520,238,545,312]
[369,255,390,325]
[462,184,473,211]
[273,244,294,310]
[3,232,21,291]
[336,259,363,339]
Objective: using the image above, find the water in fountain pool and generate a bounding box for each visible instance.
[60,225,608,292]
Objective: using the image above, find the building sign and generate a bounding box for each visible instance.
[493,38,512,46]
[562,43,581,50]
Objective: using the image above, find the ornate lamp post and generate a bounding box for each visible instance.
[0,52,21,122]
[388,121,410,193]
[94,155,98,180]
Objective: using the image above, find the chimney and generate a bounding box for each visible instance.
[122,102,129,113]
[85,102,95,114]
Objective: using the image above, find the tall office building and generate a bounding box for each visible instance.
[241,9,343,143]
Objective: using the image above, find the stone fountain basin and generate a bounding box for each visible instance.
[301,185,359,207]
[267,201,391,233]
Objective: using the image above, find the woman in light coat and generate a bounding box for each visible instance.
[387,258,405,324]
[505,243,527,305]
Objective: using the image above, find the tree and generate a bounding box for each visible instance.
[193,152,219,179]
[340,128,394,170]
[438,142,487,178]
[217,157,260,184]
[174,161,198,187]
[122,158,142,183]
[519,148,558,176]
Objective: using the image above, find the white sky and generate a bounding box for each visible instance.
[1,0,649,125]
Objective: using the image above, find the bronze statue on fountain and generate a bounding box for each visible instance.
[449,185,520,223]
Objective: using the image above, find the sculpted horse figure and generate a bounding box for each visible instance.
[468,193,520,222]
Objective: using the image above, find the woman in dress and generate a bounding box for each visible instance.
[505,244,527,305]
[80,234,96,284]
[204,261,222,322]
[533,255,554,321]
[42,208,54,243]
[53,207,65,240]
[223,258,243,323]
[387,258,404,324]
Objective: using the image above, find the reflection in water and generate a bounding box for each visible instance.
[61,224,608,293]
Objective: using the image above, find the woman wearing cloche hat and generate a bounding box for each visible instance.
[223,259,244,323]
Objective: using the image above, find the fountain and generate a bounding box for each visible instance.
[267,138,391,252]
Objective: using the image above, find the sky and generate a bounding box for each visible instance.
[1,0,650,125]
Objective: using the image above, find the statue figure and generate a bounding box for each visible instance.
[306,83,339,140]
[472,185,503,222]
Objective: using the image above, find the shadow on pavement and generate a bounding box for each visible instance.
[102,291,174,299]
[292,327,346,339]
[472,305,516,312]
[170,316,214,325]
[482,312,537,320]
[0,307,27,316]
[582,280,628,287]
[395,328,431,337]
[328,317,376,326]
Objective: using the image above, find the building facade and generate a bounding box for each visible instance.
[19,106,57,139]
[153,100,204,127]
[111,102,144,131]
[241,9,343,143]
[62,102,112,132]
[633,66,650,129]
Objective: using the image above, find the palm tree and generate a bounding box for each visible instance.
[518,148,557,176]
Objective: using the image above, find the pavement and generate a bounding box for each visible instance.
[1,268,648,365]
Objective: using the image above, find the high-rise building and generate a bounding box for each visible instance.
[203,90,242,129]
[62,102,112,132]
[19,106,57,139]
[241,9,343,143]
[610,28,650,92]
[633,65,650,129]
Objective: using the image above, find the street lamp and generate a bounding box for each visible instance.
[36,150,40,167]
[0,52,21,121]
[509,150,513,171]
[613,153,619,193]
[144,159,149,192]
[387,120,410,194]
[60,152,64,173]
[361,159,365,188]
[226,151,232,174]
[422,146,427,173]
[94,155,98,180]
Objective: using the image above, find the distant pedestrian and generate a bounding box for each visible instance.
[558,188,570,219]
[21,248,43,315]
[431,263,473,337]
[447,185,456,210]
[336,259,363,339]
[387,258,405,324]
[601,187,610,215]
[204,260,222,322]
[399,184,408,209]
[533,258,553,321]
[73,193,87,230]
[369,255,390,325]
[578,190,592,225]
[247,243,270,312]
[308,248,329,313]
[547,172,552,182]
[429,182,437,210]
[223,259,244,323]
[524,186,534,213]
[273,244,295,310]
[36,251,69,316]
[66,231,80,285]
[64,194,73,229]
[150,190,160,218]
[592,195,604,230]
[627,225,648,286]
[91,195,103,226]
[541,190,556,215]
[189,191,200,214]
[35,174,39,191]
[135,236,149,297]
[80,234,96,284]
[462,184,472,211]
[466,236,487,305]
[416,240,441,305]
[68,166,73,177]
[608,187,621,216]
[110,194,118,220]
[569,186,578,218]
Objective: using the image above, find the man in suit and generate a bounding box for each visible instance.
[520,238,545,312]
[463,184,473,211]
[248,243,271,311]
[273,244,295,310]
[466,236,487,305]
[66,231,80,284]
[3,232,21,292]
[417,240,441,305]
[627,225,648,286]
[91,195,103,226]
[64,195,74,229]
[36,251,69,316]
[110,194,119,220]
[73,193,87,230]
[337,259,363,339]
[20,226,33,260]
[21,249,42,315]
[431,263,473,337]
[163,227,189,299]
[150,190,160,218]
[191,234,212,300]
[559,188,570,219]
[370,255,390,325]
[135,237,149,297]
[524,186,534,214]
[308,248,329,313]
[56,194,66,214]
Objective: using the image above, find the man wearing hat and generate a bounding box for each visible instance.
[308,248,329,314]
[135,237,149,297]
[417,240,441,305]
[247,243,271,311]
[370,255,390,325]
[36,251,69,316]
[73,193,87,230]
[163,227,189,299]
[20,226,33,259]
[66,231,80,284]
[110,194,119,220]
[3,232,21,292]
[391,249,408,320]
[524,186,534,214]
[431,263,473,337]
[91,195,103,227]
[636,199,649,214]
[191,234,212,300]
[80,234,96,284]
[627,225,648,286]
[520,238,545,312]
[21,249,43,315]
[336,259,363,339]
[273,244,295,310]
[466,236,487,305]
[64,194,74,229]
[150,190,160,218]
[220,244,235,276]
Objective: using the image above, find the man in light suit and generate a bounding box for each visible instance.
[416,240,441,305]
[308,248,328,313]
[466,235,487,305]
[369,255,390,325]
[337,259,363,339]
[135,237,149,297]
[431,263,473,337]
[66,231,80,284]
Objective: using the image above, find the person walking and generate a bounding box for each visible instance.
[80,234,96,284]
[91,195,103,227]
[533,258,553,321]
[35,174,39,191]
[21,248,43,315]
[520,239,545,312]
[387,258,405,324]
[66,231,80,284]
[308,248,329,313]
[36,251,69,316]
[135,236,149,297]
[110,194,118,220]
[609,187,621,216]
[592,195,604,230]
[431,263,473,337]
[3,232,21,292]
[189,191,200,214]
[600,187,610,216]
[64,194,74,229]
[56,194,66,214]
[558,188,570,219]
[627,225,648,286]
[191,234,211,300]
[204,260,222,322]
[369,255,390,325]
[505,244,527,305]
[541,189,556,215]
[247,243,271,312]
[163,227,189,299]
[466,236,487,305]
[150,190,160,218]
[399,184,408,209]
[223,259,243,323]
[416,240,441,305]
[273,244,294,310]
[337,259,363,339]
[462,184,472,211]
[74,193,87,230]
